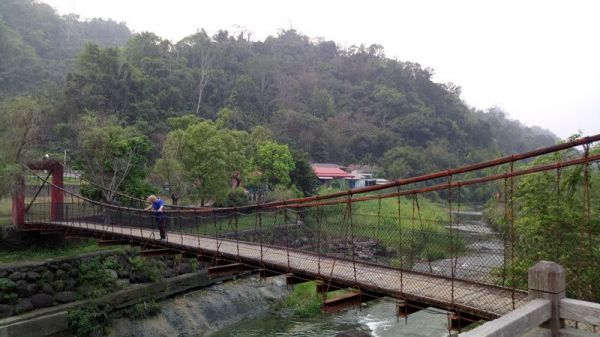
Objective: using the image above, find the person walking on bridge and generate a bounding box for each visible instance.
[145,195,166,240]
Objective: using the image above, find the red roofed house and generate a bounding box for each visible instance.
[311,163,353,186]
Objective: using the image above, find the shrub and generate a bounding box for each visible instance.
[130,257,163,282]
[128,300,161,319]
[277,281,321,317]
[68,303,110,337]
[78,256,118,298]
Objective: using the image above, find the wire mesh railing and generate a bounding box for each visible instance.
[20,134,600,317]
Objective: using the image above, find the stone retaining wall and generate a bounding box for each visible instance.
[0,250,201,319]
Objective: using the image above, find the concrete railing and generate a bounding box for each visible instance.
[460,261,600,337]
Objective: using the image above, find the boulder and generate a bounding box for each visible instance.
[0,270,8,278]
[64,278,78,290]
[25,271,40,282]
[15,280,38,297]
[0,304,14,318]
[52,279,65,292]
[55,269,67,279]
[117,270,130,279]
[8,271,23,281]
[40,270,55,282]
[105,269,118,280]
[336,330,372,337]
[14,299,33,314]
[129,271,150,283]
[55,291,77,304]
[40,282,55,295]
[68,268,79,278]
[28,293,54,308]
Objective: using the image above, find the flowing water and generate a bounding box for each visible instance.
[211,298,452,337]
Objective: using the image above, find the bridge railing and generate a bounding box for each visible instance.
[460,260,600,337]
[20,134,600,318]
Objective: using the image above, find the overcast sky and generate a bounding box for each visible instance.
[43,0,600,139]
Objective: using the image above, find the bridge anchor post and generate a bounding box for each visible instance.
[528,260,565,337]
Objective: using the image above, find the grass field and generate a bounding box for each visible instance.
[0,239,119,264]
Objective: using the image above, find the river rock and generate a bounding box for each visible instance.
[8,272,23,281]
[16,280,38,297]
[40,270,55,282]
[55,291,77,303]
[0,304,14,318]
[106,269,118,280]
[28,293,54,308]
[14,299,33,314]
[25,271,40,281]
[117,270,130,279]
[40,282,54,295]
[64,278,77,290]
[0,270,8,278]
[52,279,65,292]
[129,272,150,283]
[60,263,72,271]
[68,268,79,278]
[55,269,67,279]
[336,330,372,337]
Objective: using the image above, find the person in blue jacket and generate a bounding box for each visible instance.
[145,195,166,240]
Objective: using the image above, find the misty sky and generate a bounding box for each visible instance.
[43,0,600,139]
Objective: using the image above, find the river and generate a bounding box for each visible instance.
[212,297,452,337]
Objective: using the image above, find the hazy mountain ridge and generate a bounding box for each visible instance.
[0,0,557,178]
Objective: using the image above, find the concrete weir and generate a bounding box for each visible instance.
[0,270,288,337]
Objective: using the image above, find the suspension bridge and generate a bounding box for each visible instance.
[9,135,600,324]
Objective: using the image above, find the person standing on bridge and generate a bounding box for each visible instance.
[145,195,166,240]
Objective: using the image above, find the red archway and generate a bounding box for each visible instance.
[12,159,64,225]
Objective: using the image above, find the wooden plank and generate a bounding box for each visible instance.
[560,298,600,326]
[459,299,551,337]
[41,220,530,318]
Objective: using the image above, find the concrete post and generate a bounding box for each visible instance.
[528,260,565,337]
[50,163,64,221]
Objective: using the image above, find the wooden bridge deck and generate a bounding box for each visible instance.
[36,220,527,319]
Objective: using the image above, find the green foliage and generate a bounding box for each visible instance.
[0,239,115,264]
[0,0,130,98]
[76,116,152,201]
[215,187,249,207]
[290,150,319,197]
[251,142,295,188]
[154,118,247,205]
[0,278,16,292]
[78,256,120,298]
[130,256,163,282]
[488,147,600,301]
[68,303,111,337]
[278,281,322,317]
[127,299,161,319]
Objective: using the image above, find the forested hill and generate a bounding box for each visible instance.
[1,0,556,179]
[0,0,130,97]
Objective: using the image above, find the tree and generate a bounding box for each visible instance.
[0,95,44,196]
[290,150,319,196]
[153,117,248,206]
[76,116,152,202]
[251,142,295,188]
